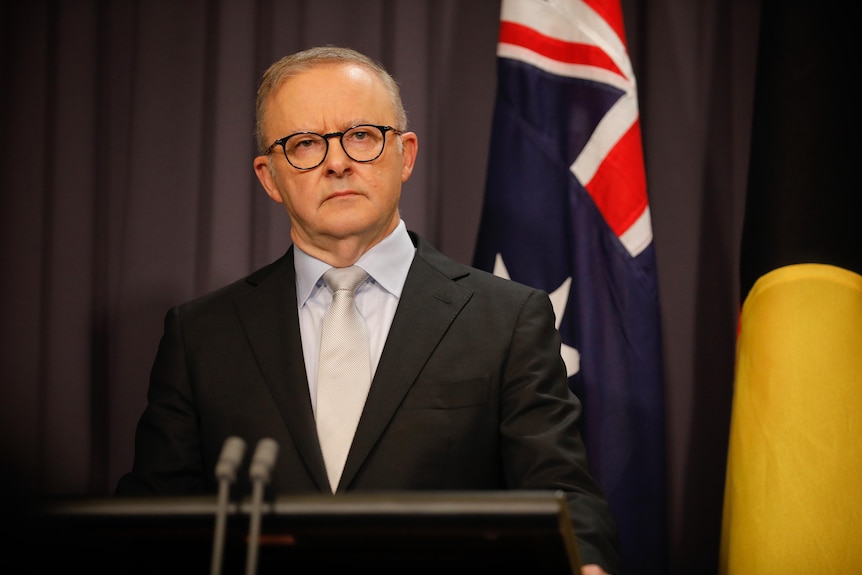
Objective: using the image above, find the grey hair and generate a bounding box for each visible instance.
[254,46,408,154]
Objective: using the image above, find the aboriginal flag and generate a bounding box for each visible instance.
[719,1,862,573]
[473,1,668,572]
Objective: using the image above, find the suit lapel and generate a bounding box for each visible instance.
[232,250,329,489]
[340,239,474,489]
[230,237,476,493]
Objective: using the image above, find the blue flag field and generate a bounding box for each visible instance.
[473,1,668,572]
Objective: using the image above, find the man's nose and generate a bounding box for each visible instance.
[322,135,353,173]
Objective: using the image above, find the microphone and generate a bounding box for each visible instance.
[210,436,246,575]
[245,438,279,575]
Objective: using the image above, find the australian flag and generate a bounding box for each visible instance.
[473,1,668,572]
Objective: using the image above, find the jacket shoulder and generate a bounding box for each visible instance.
[175,250,293,315]
[411,231,542,297]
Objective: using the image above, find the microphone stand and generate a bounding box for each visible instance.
[245,438,279,575]
[210,436,246,575]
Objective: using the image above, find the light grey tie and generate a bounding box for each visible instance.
[316,265,371,492]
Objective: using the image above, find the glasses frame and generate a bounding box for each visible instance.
[263,124,403,170]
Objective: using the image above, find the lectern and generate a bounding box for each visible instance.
[26,491,582,574]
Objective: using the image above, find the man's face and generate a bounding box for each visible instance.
[254,63,418,258]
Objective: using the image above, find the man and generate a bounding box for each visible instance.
[116,46,618,574]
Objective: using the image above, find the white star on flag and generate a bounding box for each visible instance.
[493,253,580,376]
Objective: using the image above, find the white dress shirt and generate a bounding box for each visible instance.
[294,220,416,413]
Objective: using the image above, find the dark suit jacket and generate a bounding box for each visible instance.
[116,232,618,570]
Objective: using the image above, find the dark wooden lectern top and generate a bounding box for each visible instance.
[25,490,582,574]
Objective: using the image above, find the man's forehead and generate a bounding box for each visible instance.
[267,64,392,129]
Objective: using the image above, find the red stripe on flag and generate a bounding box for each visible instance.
[584,120,648,236]
[582,0,628,49]
[499,21,624,77]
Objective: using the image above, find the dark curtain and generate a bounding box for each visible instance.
[0,1,759,573]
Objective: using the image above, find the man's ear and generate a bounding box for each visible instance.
[399,131,418,183]
[253,156,284,204]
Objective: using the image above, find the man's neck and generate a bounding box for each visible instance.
[292,219,400,268]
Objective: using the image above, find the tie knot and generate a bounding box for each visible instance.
[324,266,368,294]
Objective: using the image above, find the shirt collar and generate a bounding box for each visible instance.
[294,219,415,306]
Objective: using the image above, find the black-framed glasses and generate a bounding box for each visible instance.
[263,124,403,170]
